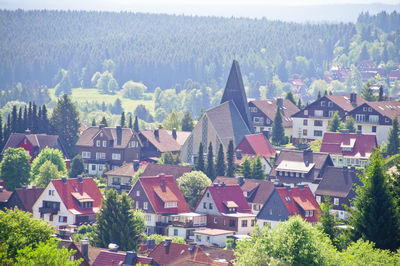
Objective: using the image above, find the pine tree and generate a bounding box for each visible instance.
[285,92,296,105]
[215,143,226,177]
[133,116,139,132]
[0,115,3,152]
[128,114,132,129]
[319,196,338,246]
[28,101,32,130]
[91,118,96,126]
[196,142,205,173]
[23,106,28,132]
[120,112,126,127]
[32,102,38,133]
[387,117,399,156]
[11,105,17,133]
[226,139,235,177]
[317,91,321,99]
[241,157,252,179]
[251,155,264,180]
[297,98,302,109]
[271,105,285,146]
[378,85,384,101]
[100,116,108,127]
[41,105,49,133]
[359,44,370,61]
[17,107,23,133]
[344,117,356,133]
[181,110,194,132]
[206,142,215,180]
[328,111,341,132]
[347,150,400,250]
[361,83,376,101]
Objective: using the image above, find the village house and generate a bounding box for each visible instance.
[347,100,400,144]
[269,149,334,194]
[32,177,103,229]
[0,181,12,210]
[104,162,140,193]
[315,166,361,220]
[257,185,320,228]
[291,93,367,144]
[320,131,377,168]
[5,186,44,212]
[76,125,141,175]
[128,174,190,235]
[92,250,152,266]
[180,60,252,164]
[389,69,400,86]
[248,98,299,137]
[166,212,208,241]
[194,183,256,235]
[140,163,193,179]
[1,131,68,162]
[193,229,235,248]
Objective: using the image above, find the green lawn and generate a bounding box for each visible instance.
[48,88,155,114]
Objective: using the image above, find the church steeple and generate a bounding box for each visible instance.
[220,60,253,132]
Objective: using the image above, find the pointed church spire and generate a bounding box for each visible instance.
[220,60,253,132]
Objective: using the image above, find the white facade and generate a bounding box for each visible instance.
[257,219,278,229]
[32,182,75,228]
[354,123,390,145]
[329,154,369,168]
[193,231,234,248]
[194,188,220,215]
[292,117,329,141]
[85,163,106,176]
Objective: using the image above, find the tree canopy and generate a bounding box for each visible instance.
[31,147,66,181]
[176,171,212,210]
[0,147,31,190]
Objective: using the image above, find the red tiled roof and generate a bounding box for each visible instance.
[276,186,320,223]
[92,250,151,266]
[149,242,214,266]
[52,178,103,215]
[241,133,275,159]
[140,129,181,152]
[199,184,251,214]
[13,186,45,212]
[320,132,377,158]
[250,99,299,128]
[139,174,190,214]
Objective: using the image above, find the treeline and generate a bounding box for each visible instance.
[357,11,400,33]
[0,9,356,90]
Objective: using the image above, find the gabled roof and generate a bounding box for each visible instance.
[316,166,361,198]
[104,163,138,177]
[221,60,253,131]
[238,133,275,159]
[250,99,299,128]
[320,132,377,158]
[137,174,190,214]
[165,130,191,146]
[199,184,251,214]
[0,182,12,204]
[325,94,367,111]
[141,163,193,179]
[76,126,134,149]
[57,240,90,266]
[52,177,103,215]
[92,250,151,266]
[12,186,45,212]
[140,129,181,152]
[199,246,235,264]
[149,242,214,266]
[205,101,252,148]
[214,177,274,205]
[276,186,320,223]
[367,101,400,120]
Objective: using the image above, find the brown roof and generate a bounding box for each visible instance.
[316,166,361,198]
[140,129,181,152]
[12,186,45,212]
[367,101,400,120]
[325,94,367,111]
[104,163,138,177]
[0,187,12,204]
[58,240,90,266]
[76,126,135,149]
[165,130,191,146]
[74,241,103,264]
[250,99,299,128]
[199,246,235,264]
[141,163,193,179]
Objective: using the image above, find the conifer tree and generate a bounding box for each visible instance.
[17,107,23,133]
[297,98,302,109]
[361,83,376,101]
[11,105,17,133]
[285,92,296,105]
[241,157,252,179]
[328,111,341,132]
[196,142,205,173]
[128,114,132,129]
[32,102,38,133]
[344,116,356,133]
[181,110,194,132]
[91,118,96,126]
[271,105,284,146]
[319,196,338,246]
[317,91,321,99]
[378,85,384,101]
[133,116,139,132]
[226,139,235,177]
[387,117,399,156]
[41,104,49,133]
[359,44,370,61]
[120,112,126,127]
[23,106,28,132]
[215,143,226,177]
[0,115,3,152]
[347,150,400,250]
[251,155,264,180]
[100,116,108,127]
[206,142,215,180]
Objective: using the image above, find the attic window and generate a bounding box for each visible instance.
[164,201,177,208]
[24,139,27,144]
[285,196,291,202]
[74,187,78,192]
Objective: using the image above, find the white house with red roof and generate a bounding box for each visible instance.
[235,133,276,175]
[320,131,377,168]
[128,174,190,235]
[257,185,320,229]
[32,177,103,229]
[194,183,256,235]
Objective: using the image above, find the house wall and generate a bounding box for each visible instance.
[194,188,220,215]
[194,233,233,248]
[257,190,290,228]
[32,182,75,228]
[206,214,238,232]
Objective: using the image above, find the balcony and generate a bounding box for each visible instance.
[39,207,59,215]
[156,221,171,227]
[171,220,207,228]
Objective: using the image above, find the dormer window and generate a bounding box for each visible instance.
[24,138,27,144]
[164,201,178,208]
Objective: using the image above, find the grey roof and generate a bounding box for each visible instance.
[205,100,251,148]
[315,166,361,198]
[220,60,253,132]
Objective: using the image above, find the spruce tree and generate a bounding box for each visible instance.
[133,116,139,132]
[359,44,370,61]
[215,143,226,177]
[181,110,194,132]
[17,107,23,133]
[91,118,96,126]
[285,92,296,105]
[241,157,252,179]
[11,105,17,133]
[328,111,341,132]
[41,105,49,133]
[226,139,235,177]
[297,98,302,109]
[206,142,215,180]
[344,117,356,133]
[196,142,205,173]
[271,105,284,146]
[0,115,3,152]
[317,91,321,99]
[23,106,28,132]
[128,114,132,129]
[319,196,338,246]
[251,155,264,180]
[120,112,126,127]
[100,116,108,127]
[378,85,384,101]
[32,102,38,133]
[387,117,399,156]
[347,150,400,250]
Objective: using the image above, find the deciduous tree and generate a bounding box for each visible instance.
[69,155,85,178]
[0,148,31,190]
[35,161,62,188]
[31,147,66,181]
[177,171,212,210]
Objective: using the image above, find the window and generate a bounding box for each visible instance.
[146,215,152,222]
[203,202,207,209]
[253,117,264,124]
[48,190,54,196]
[328,111,334,117]
[136,201,139,209]
[229,220,236,227]
[369,115,378,123]
[174,229,178,236]
[58,216,67,223]
[207,236,210,242]
[102,140,107,147]
[98,165,103,171]
[112,153,121,160]
[328,102,333,107]
[241,220,248,227]
[303,129,308,136]
[96,152,105,160]
[96,140,100,147]
[368,107,372,112]
[314,110,323,117]
[314,130,323,137]
[334,198,339,206]
[164,202,178,208]
[303,119,308,126]
[314,120,323,126]
[49,215,53,221]
[206,192,210,198]
[196,235,201,242]
[269,208,273,215]
[363,107,367,111]
[250,107,258,113]
[316,196,321,203]
[357,125,362,131]
[304,110,308,115]
[91,164,96,171]
[385,118,390,123]
[82,151,91,159]
[214,217,218,224]
[112,177,120,184]
[143,202,148,210]
[372,126,376,133]
[356,114,365,122]
[321,101,325,106]
[136,190,140,197]
[209,203,213,210]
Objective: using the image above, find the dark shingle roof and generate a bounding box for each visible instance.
[367,101,400,120]
[104,163,137,177]
[1,133,65,156]
[250,99,299,128]
[76,126,134,149]
[13,186,45,212]
[141,163,192,179]
[140,129,181,152]
[325,94,367,111]
[316,166,361,198]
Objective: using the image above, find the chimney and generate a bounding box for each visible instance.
[221,182,226,188]
[0,186,3,192]
[108,243,119,252]
[99,124,105,129]
[25,129,31,135]
[123,251,137,266]
[61,176,67,184]
[133,160,140,171]
[164,239,172,254]
[146,239,155,250]
[303,149,312,165]
[189,243,196,252]
[298,185,305,190]
[350,93,357,106]
[213,183,218,188]
[236,150,242,160]
[116,126,122,145]
[238,177,244,186]
[154,129,159,139]
[172,128,177,140]
[262,130,270,140]
[81,239,89,262]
